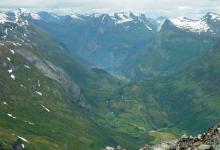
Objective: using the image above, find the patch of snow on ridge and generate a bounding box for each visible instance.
[0,12,7,24]
[170,17,210,32]
[205,12,220,20]
[116,12,133,24]
[30,13,41,20]
[13,8,40,20]
[71,14,82,20]
[146,25,152,31]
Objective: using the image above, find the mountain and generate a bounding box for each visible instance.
[26,11,157,78]
[7,9,220,79]
[0,9,175,149]
[0,40,113,150]
[124,40,220,134]
[122,13,220,79]
[26,11,220,80]
[0,9,141,150]
[1,8,220,150]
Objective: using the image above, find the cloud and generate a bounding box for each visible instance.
[0,0,220,18]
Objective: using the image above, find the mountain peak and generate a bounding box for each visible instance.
[202,12,220,22]
[12,8,41,20]
[170,17,209,32]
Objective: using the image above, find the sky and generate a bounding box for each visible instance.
[0,0,220,18]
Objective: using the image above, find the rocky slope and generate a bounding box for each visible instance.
[103,124,220,150]
[142,125,220,150]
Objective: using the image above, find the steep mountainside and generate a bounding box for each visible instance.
[123,40,220,135]
[28,11,220,80]
[0,41,130,150]
[1,8,220,150]
[0,9,140,150]
[31,11,156,77]
[122,13,220,79]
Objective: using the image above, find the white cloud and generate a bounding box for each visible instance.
[0,0,219,18]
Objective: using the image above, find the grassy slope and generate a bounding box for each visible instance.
[0,42,139,150]
[123,41,220,136]
[7,21,220,148]
[21,22,220,146]
[24,24,161,146]
[122,27,217,79]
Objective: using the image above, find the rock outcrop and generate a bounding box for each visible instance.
[140,125,220,150]
[103,125,220,150]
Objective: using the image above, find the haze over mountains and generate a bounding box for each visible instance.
[0,8,220,150]
[25,9,220,79]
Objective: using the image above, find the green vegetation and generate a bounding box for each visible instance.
[0,42,139,150]
[148,131,176,144]
[1,14,220,150]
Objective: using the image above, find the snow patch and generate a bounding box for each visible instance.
[8,69,13,74]
[146,25,152,31]
[30,13,41,20]
[24,120,34,125]
[35,91,42,96]
[116,13,133,24]
[37,80,41,87]
[10,74,15,80]
[208,12,220,20]
[17,136,30,143]
[7,41,17,46]
[170,17,210,32]
[6,57,11,61]
[71,14,82,20]
[24,65,30,69]
[0,13,7,24]
[41,105,50,112]
[15,43,22,46]
[7,113,16,119]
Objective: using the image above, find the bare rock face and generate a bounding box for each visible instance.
[14,46,93,109]
[176,125,220,150]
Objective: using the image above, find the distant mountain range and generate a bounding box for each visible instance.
[1,9,220,80]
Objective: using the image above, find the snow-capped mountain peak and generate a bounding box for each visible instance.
[115,12,134,24]
[13,8,41,20]
[202,12,220,22]
[209,12,220,20]
[170,16,210,32]
[0,8,41,25]
[0,12,7,24]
